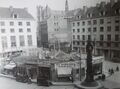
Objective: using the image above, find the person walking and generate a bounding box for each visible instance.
[116,66,119,71]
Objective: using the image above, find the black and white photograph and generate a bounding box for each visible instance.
[0,0,120,89]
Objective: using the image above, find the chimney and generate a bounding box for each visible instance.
[116,0,119,2]
[9,6,13,12]
[83,6,87,13]
[24,7,28,12]
[96,3,100,7]
[110,0,115,7]
[100,1,106,7]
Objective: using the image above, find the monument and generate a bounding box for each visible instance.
[77,39,103,89]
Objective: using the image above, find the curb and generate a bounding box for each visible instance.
[0,74,15,80]
[52,82,74,86]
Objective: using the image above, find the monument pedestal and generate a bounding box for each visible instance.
[75,81,104,89]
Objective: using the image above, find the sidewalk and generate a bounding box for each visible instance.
[0,73,15,80]
[52,82,73,86]
[0,73,74,86]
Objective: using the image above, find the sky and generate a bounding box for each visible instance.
[0,0,110,18]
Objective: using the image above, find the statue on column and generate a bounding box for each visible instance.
[81,39,99,87]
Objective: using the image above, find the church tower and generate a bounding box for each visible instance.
[65,0,69,13]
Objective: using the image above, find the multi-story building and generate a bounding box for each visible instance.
[37,0,79,51]
[70,0,120,60]
[0,6,37,57]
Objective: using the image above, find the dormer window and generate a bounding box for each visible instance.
[99,11,105,16]
[87,13,92,18]
[13,14,18,18]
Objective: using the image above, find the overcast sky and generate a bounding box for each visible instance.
[0,0,110,18]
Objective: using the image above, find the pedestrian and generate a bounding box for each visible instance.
[109,69,112,75]
[116,66,119,71]
[101,74,106,81]
[111,68,114,74]
[108,68,111,74]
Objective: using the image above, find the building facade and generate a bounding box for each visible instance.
[0,6,37,57]
[37,0,80,52]
[70,0,120,60]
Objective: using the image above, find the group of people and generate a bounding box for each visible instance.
[108,66,119,75]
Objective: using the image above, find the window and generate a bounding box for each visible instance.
[1,36,7,49]
[107,18,111,24]
[0,21,5,26]
[100,27,104,32]
[115,20,119,23]
[100,11,105,16]
[107,26,111,32]
[10,36,16,47]
[100,35,104,41]
[27,35,33,46]
[88,35,91,40]
[1,29,5,33]
[88,21,91,25]
[87,13,92,18]
[100,19,104,24]
[57,29,59,31]
[77,22,80,26]
[82,35,85,40]
[115,35,119,41]
[82,28,85,32]
[107,34,111,41]
[77,41,80,45]
[115,9,120,15]
[114,43,119,47]
[107,42,111,47]
[99,42,103,46]
[93,27,97,32]
[73,35,75,39]
[88,28,91,32]
[27,28,31,32]
[82,42,85,45]
[77,35,80,39]
[73,29,75,33]
[73,41,75,45]
[73,23,75,26]
[18,22,22,26]
[82,21,85,26]
[26,22,30,26]
[10,28,15,33]
[19,28,23,32]
[77,16,80,19]
[14,14,18,18]
[115,26,119,31]
[19,35,25,46]
[10,22,14,26]
[77,29,80,32]
[93,20,97,25]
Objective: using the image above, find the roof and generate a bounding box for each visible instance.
[12,55,39,65]
[71,1,120,21]
[0,7,34,19]
[66,8,80,17]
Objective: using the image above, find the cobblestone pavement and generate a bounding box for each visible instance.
[0,77,77,89]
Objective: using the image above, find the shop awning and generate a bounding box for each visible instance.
[4,63,16,70]
[57,67,72,77]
